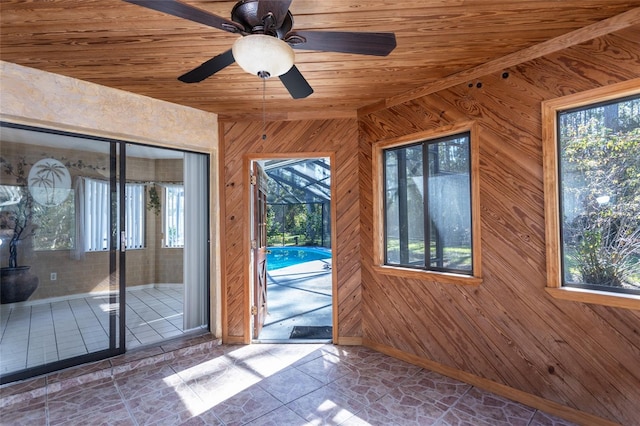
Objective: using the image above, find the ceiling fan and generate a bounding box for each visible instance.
[123,0,397,99]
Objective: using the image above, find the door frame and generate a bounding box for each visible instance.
[244,152,337,343]
[251,161,268,338]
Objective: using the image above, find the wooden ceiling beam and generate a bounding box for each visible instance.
[359,7,640,117]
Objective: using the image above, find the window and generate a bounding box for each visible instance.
[0,185,75,251]
[125,184,145,249]
[381,130,480,281]
[164,185,184,248]
[33,193,75,251]
[84,179,145,251]
[557,96,640,294]
[543,79,640,309]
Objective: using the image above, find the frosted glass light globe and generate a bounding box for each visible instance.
[232,34,295,78]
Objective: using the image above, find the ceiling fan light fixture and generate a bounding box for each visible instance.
[232,34,294,79]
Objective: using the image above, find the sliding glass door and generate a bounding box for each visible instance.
[0,123,210,384]
[123,146,209,349]
[0,123,124,383]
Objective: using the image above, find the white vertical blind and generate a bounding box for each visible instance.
[183,153,208,330]
[83,178,145,251]
[84,178,110,251]
[72,177,85,259]
[164,185,185,248]
[125,184,145,249]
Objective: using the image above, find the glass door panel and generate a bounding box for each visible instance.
[124,144,209,349]
[0,123,210,384]
[0,123,124,383]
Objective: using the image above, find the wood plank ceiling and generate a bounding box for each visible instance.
[1,0,638,121]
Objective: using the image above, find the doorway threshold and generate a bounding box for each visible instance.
[253,339,332,344]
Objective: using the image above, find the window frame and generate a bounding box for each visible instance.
[372,122,482,286]
[542,78,640,310]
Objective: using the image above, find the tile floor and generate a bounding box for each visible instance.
[1,255,333,378]
[0,286,191,376]
[0,334,577,425]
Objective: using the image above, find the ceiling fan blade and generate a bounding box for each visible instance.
[178,49,235,83]
[279,66,314,99]
[257,0,293,28]
[123,0,243,33]
[287,31,396,56]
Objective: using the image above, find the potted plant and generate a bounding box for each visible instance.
[0,156,40,304]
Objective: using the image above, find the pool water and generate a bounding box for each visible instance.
[267,247,332,271]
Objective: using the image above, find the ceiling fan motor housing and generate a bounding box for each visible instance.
[231,0,293,38]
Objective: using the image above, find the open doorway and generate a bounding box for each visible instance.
[250,157,334,342]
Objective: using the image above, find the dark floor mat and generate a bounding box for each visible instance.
[289,325,333,339]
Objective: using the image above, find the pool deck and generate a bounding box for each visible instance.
[257,258,333,342]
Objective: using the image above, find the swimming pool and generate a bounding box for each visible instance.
[267,247,332,271]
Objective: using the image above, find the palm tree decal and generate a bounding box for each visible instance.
[29,159,71,206]
[1,156,94,269]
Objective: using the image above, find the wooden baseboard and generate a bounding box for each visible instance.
[363,339,617,426]
[222,335,248,345]
[335,336,363,346]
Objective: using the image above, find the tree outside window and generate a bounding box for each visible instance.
[558,95,640,294]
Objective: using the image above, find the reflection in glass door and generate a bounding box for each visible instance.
[0,122,124,383]
[0,123,210,384]
[123,146,209,349]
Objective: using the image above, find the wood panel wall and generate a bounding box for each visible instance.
[220,119,361,343]
[358,26,640,425]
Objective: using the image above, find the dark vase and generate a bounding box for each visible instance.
[1,266,39,304]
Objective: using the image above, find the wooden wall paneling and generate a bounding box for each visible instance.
[514,26,640,97]
[585,304,640,352]
[334,147,362,338]
[398,284,509,381]
[357,27,640,424]
[361,228,555,395]
[477,114,640,417]
[219,123,227,340]
[220,121,264,341]
[612,24,640,44]
[362,132,510,384]
[451,282,563,393]
[358,131,377,284]
[221,118,360,343]
[358,122,597,416]
[479,258,624,419]
[485,75,620,414]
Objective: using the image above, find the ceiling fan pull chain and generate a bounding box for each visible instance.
[262,78,267,140]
